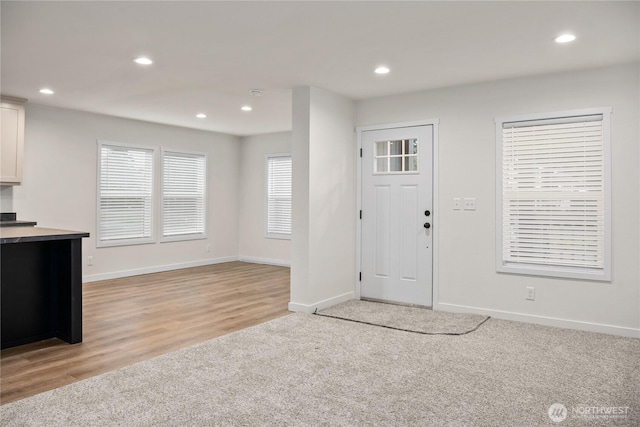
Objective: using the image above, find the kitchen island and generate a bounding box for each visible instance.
[1,226,89,349]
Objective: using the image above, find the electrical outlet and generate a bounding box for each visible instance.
[87,256,94,266]
[206,244,211,252]
[453,198,461,210]
[464,198,476,210]
[526,286,535,301]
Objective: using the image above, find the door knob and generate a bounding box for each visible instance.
[424,210,431,216]
[424,223,431,229]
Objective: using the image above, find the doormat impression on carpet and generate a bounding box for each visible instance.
[316,299,489,335]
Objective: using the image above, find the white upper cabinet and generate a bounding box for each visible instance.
[1,97,26,185]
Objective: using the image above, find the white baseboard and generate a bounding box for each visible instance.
[239,256,291,267]
[437,303,640,339]
[288,291,355,314]
[83,256,239,283]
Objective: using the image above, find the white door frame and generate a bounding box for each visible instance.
[355,119,440,309]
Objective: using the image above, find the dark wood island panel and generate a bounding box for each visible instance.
[1,227,89,349]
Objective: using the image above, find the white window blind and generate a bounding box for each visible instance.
[497,109,611,280]
[97,142,154,246]
[266,155,292,238]
[162,151,206,239]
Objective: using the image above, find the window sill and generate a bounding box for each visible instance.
[97,237,156,248]
[160,233,207,243]
[265,233,291,241]
[497,262,611,282]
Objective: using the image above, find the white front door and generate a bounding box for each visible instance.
[361,125,433,306]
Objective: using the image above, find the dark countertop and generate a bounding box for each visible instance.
[0,226,90,244]
[0,220,37,227]
[0,213,37,227]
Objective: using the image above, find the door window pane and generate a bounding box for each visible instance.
[390,157,402,172]
[405,139,418,155]
[390,140,402,155]
[374,139,419,174]
[404,156,418,172]
[376,158,388,173]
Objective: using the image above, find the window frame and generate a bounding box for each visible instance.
[96,140,157,248]
[160,148,208,243]
[265,153,292,240]
[495,107,612,281]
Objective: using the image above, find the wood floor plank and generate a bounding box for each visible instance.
[0,261,290,404]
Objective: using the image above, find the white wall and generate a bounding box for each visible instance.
[12,104,241,281]
[290,86,356,312]
[357,64,640,336]
[238,131,292,266]
[0,186,13,212]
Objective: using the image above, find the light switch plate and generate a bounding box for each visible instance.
[464,198,476,210]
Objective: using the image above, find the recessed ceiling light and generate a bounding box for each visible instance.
[133,57,153,65]
[249,89,263,97]
[555,34,576,43]
[374,66,390,74]
[39,88,54,95]
[241,106,252,112]
[196,113,207,119]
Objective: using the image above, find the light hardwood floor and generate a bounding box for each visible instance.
[0,261,290,404]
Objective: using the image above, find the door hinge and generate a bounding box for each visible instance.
[359,210,362,219]
[359,272,362,281]
[360,148,363,158]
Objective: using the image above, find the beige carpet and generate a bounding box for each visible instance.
[317,299,490,334]
[1,313,638,426]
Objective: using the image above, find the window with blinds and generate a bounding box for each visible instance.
[162,150,207,240]
[266,155,292,239]
[97,142,155,246]
[496,108,611,281]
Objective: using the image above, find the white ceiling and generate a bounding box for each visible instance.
[2,1,638,137]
